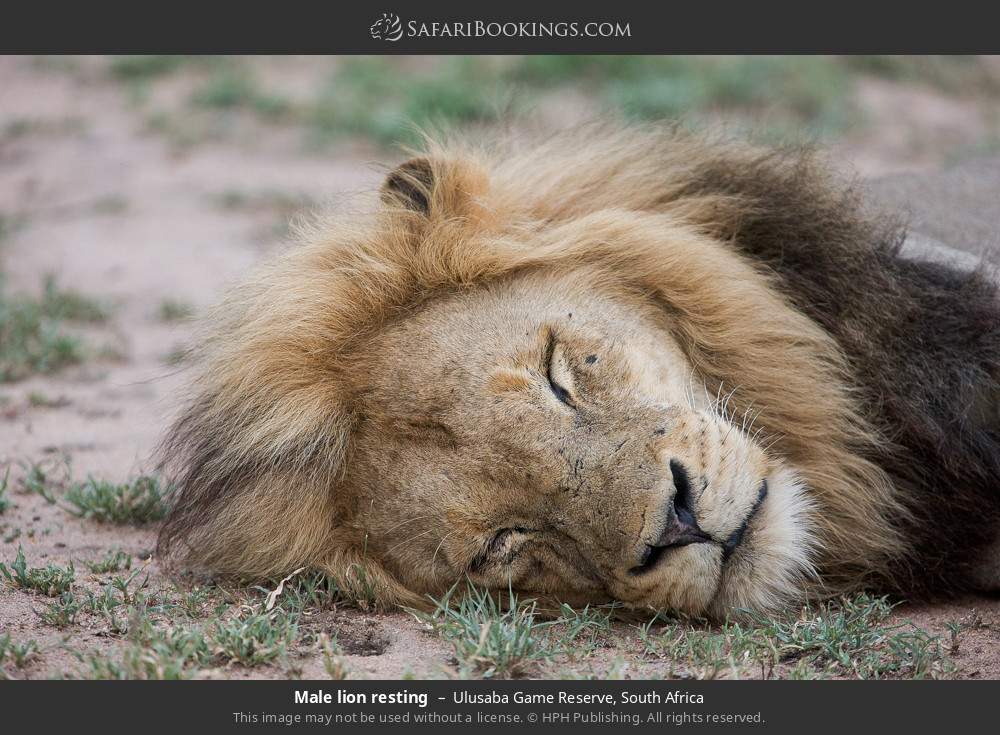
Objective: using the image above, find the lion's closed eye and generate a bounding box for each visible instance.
[469,527,532,571]
[545,334,577,408]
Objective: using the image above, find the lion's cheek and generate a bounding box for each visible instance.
[710,467,818,617]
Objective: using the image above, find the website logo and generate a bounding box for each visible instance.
[370,13,404,41]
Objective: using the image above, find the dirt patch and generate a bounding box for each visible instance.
[891,596,1000,679]
[310,611,392,657]
[831,77,998,176]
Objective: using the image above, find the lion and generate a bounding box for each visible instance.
[157,123,1000,618]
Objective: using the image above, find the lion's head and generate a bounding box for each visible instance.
[345,266,818,616]
[158,126,905,618]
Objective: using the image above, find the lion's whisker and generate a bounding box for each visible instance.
[431,530,460,568]
[387,529,437,557]
[382,515,436,535]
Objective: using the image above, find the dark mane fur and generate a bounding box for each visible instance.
[672,145,1000,594]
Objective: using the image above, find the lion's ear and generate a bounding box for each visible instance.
[381,155,491,223]
[381,157,435,214]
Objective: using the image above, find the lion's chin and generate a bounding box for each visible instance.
[708,466,818,619]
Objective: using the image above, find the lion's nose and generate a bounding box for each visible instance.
[657,459,711,546]
[629,459,711,575]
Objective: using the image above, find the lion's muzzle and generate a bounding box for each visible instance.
[629,458,712,575]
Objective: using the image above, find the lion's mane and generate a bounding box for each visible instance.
[157,123,1000,604]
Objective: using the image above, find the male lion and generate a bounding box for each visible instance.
[158,124,1000,618]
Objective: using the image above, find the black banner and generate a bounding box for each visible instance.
[0,680,995,733]
[1,1,999,53]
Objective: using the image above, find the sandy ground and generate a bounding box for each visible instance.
[1,56,999,680]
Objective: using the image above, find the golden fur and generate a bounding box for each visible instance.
[158,124,923,617]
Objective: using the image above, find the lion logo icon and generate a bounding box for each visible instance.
[370,13,403,42]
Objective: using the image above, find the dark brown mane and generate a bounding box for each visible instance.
[663,142,1000,594]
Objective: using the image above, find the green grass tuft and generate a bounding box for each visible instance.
[211,610,299,666]
[38,591,83,627]
[38,275,110,323]
[0,468,11,513]
[157,298,194,322]
[127,626,214,679]
[638,594,952,679]
[0,546,74,596]
[76,624,214,680]
[415,583,610,678]
[109,55,187,81]
[190,67,292,121]
[63,475,169,524]
[83,568,157,636]
[27,391,70,408]
[255,570,341,614]
[0,276,110,382]
[84,549,133,574]
[0,633,40,676]
[319,633,349,679]
[18,460,63,504]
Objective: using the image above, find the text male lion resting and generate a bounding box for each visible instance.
[158,124,1000,618]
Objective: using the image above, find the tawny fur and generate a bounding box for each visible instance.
[158,122,1000,611]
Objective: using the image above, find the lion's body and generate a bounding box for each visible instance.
[158,124,1000,616]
